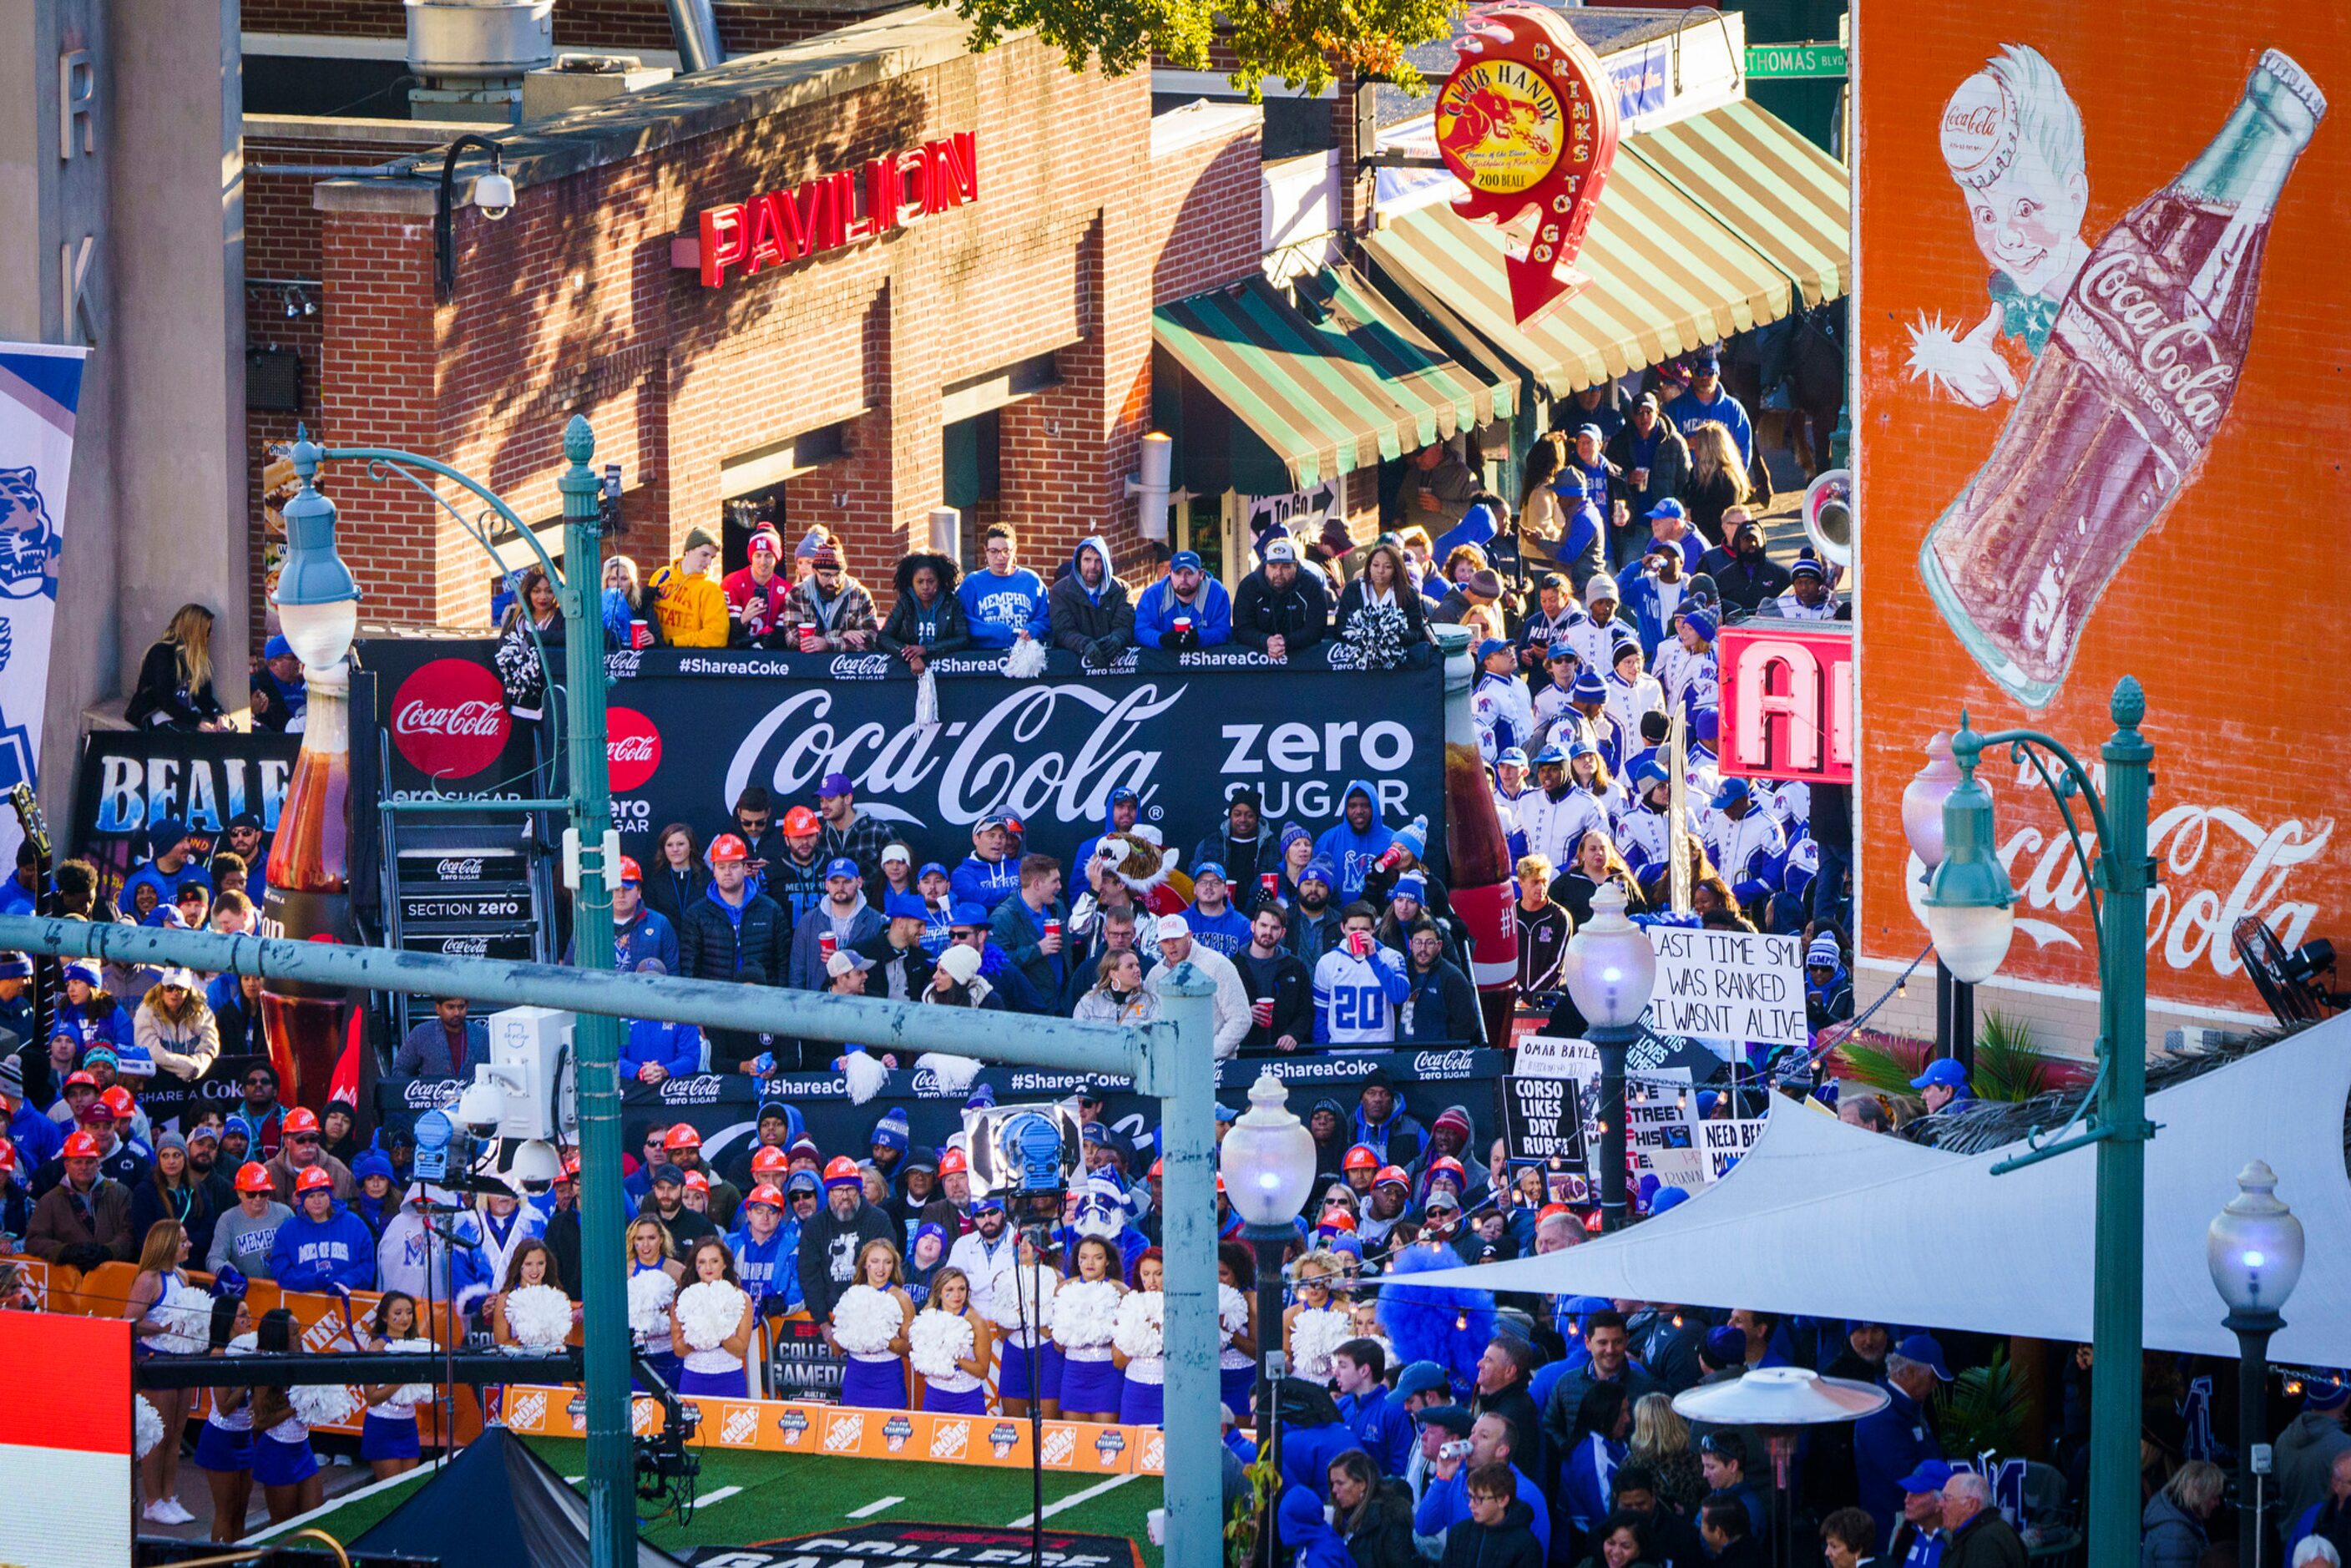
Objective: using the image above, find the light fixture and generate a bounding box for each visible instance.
[1216,1070,1317,1229]
[271,426,363,671]
[1902,731,1962,874]
[2207,1160,2303,1319]
[1922,750,2015,984]
[1562,882,1656,1029]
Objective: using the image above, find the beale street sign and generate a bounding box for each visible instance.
[1716,622,1853,784]
[674,133,978,289]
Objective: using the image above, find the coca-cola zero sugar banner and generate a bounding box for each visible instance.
[1854,10,2347,1022]
[355,638,1447,888]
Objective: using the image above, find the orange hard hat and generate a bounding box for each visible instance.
[100,1085,137,1120]
[283,1107,322,1136]
[662,1125,702,1151]
[234,1161,274,1194]
[822,1156,861,1186]
[562,1153,582,1179]
[616,856,644,885]
[0,1137,16,1174]
[1319,1211,1358,1233]
[781,806,822,837]
[683,1170,710,1192]
[938,1147,968,1177]
[1342,1146,1379,1171]
[295,1166,334,1194]
[62,1130,101,1160]
[747,1183,786,1208]
[1148,1158,1163,1179]
[750,1146,789,1176]
[708,834,750,865]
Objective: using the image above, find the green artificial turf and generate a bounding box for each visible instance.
[288,1435,1165,1565]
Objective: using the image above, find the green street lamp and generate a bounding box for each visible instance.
[1923,676,2156,1568]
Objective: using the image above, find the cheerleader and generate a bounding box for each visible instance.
[989,1228,1060,1419]
[909,1266,992,1414]
[1283,1250,1352,1388]
[356,1291,429,1479]
[250,1307,342,1522]
[126,1220,210,1523]
[626,1216,686,1390]
[671,1238,755,1399]
[491,1240,575,1353]
[193,1296,256,1544]
[1051,1236,1126,1423]
[1111,1248,1166,1427]
[1216,1243,1258,1419]
[832,1237,914,1409]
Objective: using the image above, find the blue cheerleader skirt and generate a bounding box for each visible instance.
[998,1341,1062,1403]
[923,1382,990,1415]
[252,1434,319,1488]
[193,1424,253,1474]
[635,1349,684,1393]
[1057,1353,1124,1415]
[677,1365,748,1399]
[840,1355,908,1409]
[360,1412,420,1462]
[1220,1364,1257,1419]
[1118,1378,1165,1427]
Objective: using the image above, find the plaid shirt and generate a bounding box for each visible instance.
[819,810,896,888]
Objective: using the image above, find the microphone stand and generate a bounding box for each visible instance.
[419,1197,483,1462]
[1013,1185,1065,1568]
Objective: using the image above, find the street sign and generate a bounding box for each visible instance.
[1745,43,1848,78]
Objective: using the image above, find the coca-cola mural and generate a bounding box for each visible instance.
[388,658,510,780]
[1857,11,2347,1018]
[354,638,1448,892]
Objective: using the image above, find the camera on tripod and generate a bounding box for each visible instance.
[961,1100,1083,1201]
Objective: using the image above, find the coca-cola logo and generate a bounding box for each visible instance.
[2072,253,2235,434]
[605,706,662,793]
[1413,1050,1478,1080]
[1938,72,2015,186]
[828,654,894,680]
[437,936,492,957]
[391,660,509,779]
[437,857,485,881]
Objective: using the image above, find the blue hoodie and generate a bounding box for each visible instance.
[958,564,1050,648]
[270,1199,379,1291]
[619,1017,702,1080]
[1313,780,1395,901]
[1133,574,1233,648]
[952,852,1020,912]
[1279,1484,1355,1568]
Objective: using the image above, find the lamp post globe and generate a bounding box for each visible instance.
[1561,882,1656,1030]
[1220,1070,1317,1229]
[1901,732,1961,873]
[1923,767,2015,986]
[271,428,362,672]
[2210,1160,2301,1568]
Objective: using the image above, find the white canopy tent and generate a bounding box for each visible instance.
[1406,1015,2351,1364]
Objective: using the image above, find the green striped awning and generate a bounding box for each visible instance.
[1362,153,1792,402]
[1152,266,1517,491]
[1626,99,1851,309]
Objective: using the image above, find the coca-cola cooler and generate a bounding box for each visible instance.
[387,839,546,1034]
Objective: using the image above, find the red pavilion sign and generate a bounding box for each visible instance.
[1433,3,1621,324]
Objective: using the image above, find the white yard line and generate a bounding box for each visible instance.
[847,1495,906,1519]
[697,1485,745,1508]
[565,1475,586,1484]
[245,1467,427,1541]
[1007,1471,1138,1528]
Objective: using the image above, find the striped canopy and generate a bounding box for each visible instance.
[1628,98,1851,309]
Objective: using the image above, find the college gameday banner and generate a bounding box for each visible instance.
[354,637,1447,883]
[498,1383,1165,1474]
[1853,9,2347,1016]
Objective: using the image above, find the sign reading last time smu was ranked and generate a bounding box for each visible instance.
[1646,928,1808,1048]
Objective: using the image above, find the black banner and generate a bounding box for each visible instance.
[1499,1073,1587,1166]
[374,1047,1507,1171]
[766,1315,844,1403]
[353,636,1448,887]
[71,729,301,867]
[136,1055,275,1134]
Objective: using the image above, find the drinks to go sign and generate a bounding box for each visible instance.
[1745,43,1848,78]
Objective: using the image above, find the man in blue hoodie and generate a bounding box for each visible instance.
[1133,549,1231,650]
[1046,535,1135,664]
[958,523,1050,648]
[270,1166,377,1290]
[1181,862,1251,956]
[951,817,1022,912]
[1316,781,1397,902]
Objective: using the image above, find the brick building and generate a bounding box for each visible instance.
[255,8,1265,630]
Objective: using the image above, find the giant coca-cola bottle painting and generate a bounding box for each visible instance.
[260,658,358,1114]
[1919,49,2326,708]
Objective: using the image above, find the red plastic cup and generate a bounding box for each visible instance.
[799,625,819,653]
[629,619,651,650]
[1251,999,1274,1028]
[1260,873,1278,898]
[819,933,837,959]
[1043,919,1062,941]
[1347,931,1370,958]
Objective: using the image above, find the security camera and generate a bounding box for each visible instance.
[457,1077,506,1137]
[473,169,517,220]
[503,1139,563,1197]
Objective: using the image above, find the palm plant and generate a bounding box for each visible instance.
[1833,1012,2086,1104]
[1935,1347,2032,1466]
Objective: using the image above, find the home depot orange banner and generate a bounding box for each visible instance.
[497,1385,1165,1474]
[1853,7,2347,1017]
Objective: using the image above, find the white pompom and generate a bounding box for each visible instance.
[387,1338,440,1406]
[675,1281,749,1352]
[1049,1279,1122,1351]
[147,1277,213,1354]
[1218,1283,1250,1345]
[912,1052,981,1096]
[503,1285,574,1351]
[908,1309,976,1380]
[627,1270,677,1336]
[1005,638,1047,679]
[1287,1306,1352,1385]
[1112,1290,1165,1362]
[988,1265,1057,1339]
[840,1050,889,1106]
[832,1284,903,1356]
[134,1394,164,1460]
[289,1381,359,1429]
